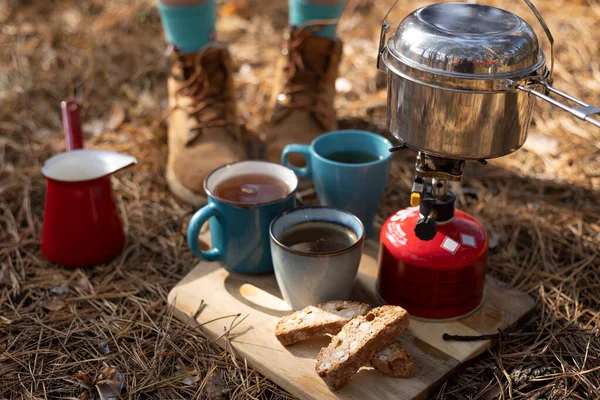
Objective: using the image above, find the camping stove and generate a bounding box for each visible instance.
[377,154,488,319]
[374,1,600,319]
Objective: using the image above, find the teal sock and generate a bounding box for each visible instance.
[289,0,345,38]
[157,1,216,54]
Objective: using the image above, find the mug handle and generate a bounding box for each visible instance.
[281,144,312,179]
[187,203,222,261]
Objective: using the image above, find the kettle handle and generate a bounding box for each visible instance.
[522,0,554,83]
[517,82,600,128]
[376,0,399,72]
[61,99,84,151]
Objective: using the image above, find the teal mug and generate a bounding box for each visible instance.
[187,161,298,274]
[281,130,392,237]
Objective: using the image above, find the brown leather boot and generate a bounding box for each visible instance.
[265,26,343,165]
[166,43,245,206]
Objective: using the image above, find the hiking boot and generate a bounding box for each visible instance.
[166,43,244,206]
[265,25,343,166]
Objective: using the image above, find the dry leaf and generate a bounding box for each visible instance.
[75,276,92,291]
[1,25,17,35]
[83,120,105,136]
[488,232,507,250]
[522,133,560,156]
[173,359,200,386]
[73,371,94,390]
[105,102,126,131]
[217,15,251,40]
[50,286,70,295]
[95,363,125,400]
[219,0,252,19]
[335,77,353,94]
[61,9,82,33]
[239,63,252,76]
[220,3,238,16]
[19,22,36,36]
[42,297,65,312]
[205,372,230,399]
[98,341,110,355]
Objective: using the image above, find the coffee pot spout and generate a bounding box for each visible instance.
[42,149,137,182]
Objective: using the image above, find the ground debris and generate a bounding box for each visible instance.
[73,370,95,390]
[0,361,18,378]
[202,367,232,399]
[522,133,561,156]
[105,102,126,131]
[42,296,66,312]
[95,363,126,400]
[173,359,201,386]
[510,365,558,386]
[98,341,110,355]
[50,286,70,295]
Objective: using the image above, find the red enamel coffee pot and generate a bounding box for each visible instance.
[40,99,137,267]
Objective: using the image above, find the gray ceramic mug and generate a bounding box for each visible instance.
[269,206,365,310]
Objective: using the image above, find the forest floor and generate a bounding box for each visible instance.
[1,0,599,398]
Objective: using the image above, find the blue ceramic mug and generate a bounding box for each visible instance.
[281,130,392,237]
[187,161,298,274]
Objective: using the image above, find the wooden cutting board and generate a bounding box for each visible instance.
[168,233,535,400]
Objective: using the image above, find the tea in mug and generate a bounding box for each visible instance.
[325,150,381,164]
[278,221,357,253]
[213,174,290,205]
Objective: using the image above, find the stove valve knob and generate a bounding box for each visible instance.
[415,214,437,241]
[410,192,421,207]
[410,177,424,207]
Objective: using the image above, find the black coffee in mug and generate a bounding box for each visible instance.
[279,221,357,253]
[325,150,381,164]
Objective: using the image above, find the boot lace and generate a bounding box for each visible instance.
[277,21,337,122]
[169,47,232,146]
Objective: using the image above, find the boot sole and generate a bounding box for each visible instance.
[166,167,208,207]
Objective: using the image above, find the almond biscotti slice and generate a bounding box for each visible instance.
[315,305,409,390]
[275,301,372,346]
[371,342,414,378]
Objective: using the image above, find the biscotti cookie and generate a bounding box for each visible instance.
[371,343,414,378]
[315,305,409,390]
[275,301,372,346]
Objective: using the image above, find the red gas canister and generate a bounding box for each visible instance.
[376,206,488,319]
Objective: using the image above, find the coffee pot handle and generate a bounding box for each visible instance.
[187,204,223,261]
[61,99,84,151]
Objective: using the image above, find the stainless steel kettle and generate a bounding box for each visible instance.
[378,0,600,161]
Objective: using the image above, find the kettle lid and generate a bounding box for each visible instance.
[387,2,545,78]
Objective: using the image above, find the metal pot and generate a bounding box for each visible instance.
[378,0,600,160]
